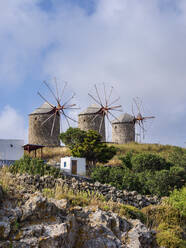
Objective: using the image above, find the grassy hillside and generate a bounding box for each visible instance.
[25,142,186,165]
[106,142,186,166]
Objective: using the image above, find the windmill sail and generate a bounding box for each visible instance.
[37,79,79,136]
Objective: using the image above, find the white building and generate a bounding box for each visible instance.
[0,139,24,166]
[61,157,86,176]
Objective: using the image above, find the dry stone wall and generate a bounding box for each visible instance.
[15,174,159,209]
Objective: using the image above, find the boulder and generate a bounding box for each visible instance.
[21,193,64,221]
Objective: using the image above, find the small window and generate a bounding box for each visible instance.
[64,161,67,167]
[115,126,117,129]
[35,117,37,120]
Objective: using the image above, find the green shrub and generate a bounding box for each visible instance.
[156,224,186,248]
[119,204,146,222]
[144,170,173,196]
[109,167,125,189]
[91,166,111,184]
[169,166,186,188]
[10,155,61,178]
[91,150,185,197]
[168,147,186,168]
[167,187,186,218]
[119,152,133,169]
[122,169,141,192]
[131,153,170,172]
[137,171,153,195]
[103,203,146,223]
[142,204,181,229]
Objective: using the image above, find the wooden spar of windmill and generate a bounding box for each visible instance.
[132,97,155,141]
[78,83,122,142]
[37,79,79,136]
[88,83,123,138]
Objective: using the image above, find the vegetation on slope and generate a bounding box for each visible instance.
[107,142,186,166]
[24,140,186,166]
[91,148,186,196]
[9,155,61,178]
[142,187,186,248]
[43,184,146,223]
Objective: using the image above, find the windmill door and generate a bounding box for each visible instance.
[71,160,77,175]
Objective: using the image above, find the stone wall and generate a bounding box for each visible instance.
[15,173,159,209]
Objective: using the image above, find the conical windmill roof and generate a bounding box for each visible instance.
[112,113,134,124]
[79,104,100,115]
[29,102,54,115]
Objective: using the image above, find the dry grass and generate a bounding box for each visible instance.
[112,142,182,156]
[142,202,186,248]
[0,166,13,192]
[25,146,71,163]
[25,142,186,166]
[43,184,105,207]
[0,166,34,196]
[43,185,145,221]
[107,142,186,166]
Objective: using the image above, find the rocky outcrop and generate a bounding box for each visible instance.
[0,192,158,248]
[14,174,159,209]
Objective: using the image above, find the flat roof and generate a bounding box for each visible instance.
[23,144,45,152]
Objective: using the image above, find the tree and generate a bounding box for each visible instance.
[60,128,117,170]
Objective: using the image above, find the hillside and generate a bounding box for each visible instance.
[26,142,186,166]
[0,166,185,248]
[107,142,186,166]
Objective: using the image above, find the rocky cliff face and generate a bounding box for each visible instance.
[0,172,161,248]
[0,191,158,248]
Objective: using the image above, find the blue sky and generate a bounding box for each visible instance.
[0,0,186,146]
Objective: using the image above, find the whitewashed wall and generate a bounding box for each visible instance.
[61,157,86,176]
[0,139,24,162]
[60,157,71,174]
[75,158,86,176]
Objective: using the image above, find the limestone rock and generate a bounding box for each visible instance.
[74,209,130,248]
[0,174,160,248]
[21,193,63,221]
[126,219,157,248]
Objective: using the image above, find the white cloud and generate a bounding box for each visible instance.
[0,106,27,142]
[0,0,51,85]
[40,0,186,145]
[1,0,186,145]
